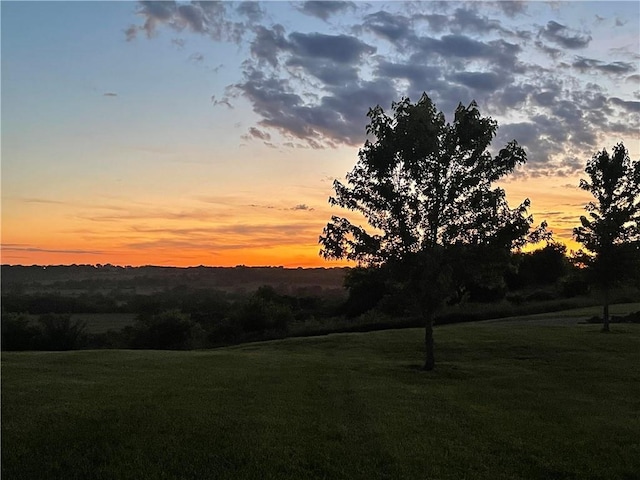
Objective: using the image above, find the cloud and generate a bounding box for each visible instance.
[288,32,376,64]
[250,25,289,67]
[534,40,563,59]
[450,71,510,92]
[124,1,639,176]
[295,1,355,21]
[236,2,263,22]
[290,204,314,211]
[447,7,506,34]
[609,97,640,113]
[233,66,395,147]
[363,11,413,44]
[188,52,204,62]
[242,127,271,141]
[572,56,636,75]
[124,24,139,41]
[21,197,69,205]
[539,21,591,49]
[130,1,246,43]
[412,35,521,72]
[1,244,105,255]
[495,1,528,18]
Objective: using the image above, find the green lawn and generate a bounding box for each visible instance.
[2,320,640,479]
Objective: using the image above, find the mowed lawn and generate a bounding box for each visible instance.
[2,321,640,479]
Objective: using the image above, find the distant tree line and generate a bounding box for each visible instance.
[1,286,341,351]
[4,242,638,352]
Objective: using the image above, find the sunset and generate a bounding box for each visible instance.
[2,3,640,477]
[2,1,638,267]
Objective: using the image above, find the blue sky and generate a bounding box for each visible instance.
[2,1,639,266]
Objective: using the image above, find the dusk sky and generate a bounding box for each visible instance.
[2,1,639,267]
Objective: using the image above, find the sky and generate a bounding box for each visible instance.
[1,1,639,267]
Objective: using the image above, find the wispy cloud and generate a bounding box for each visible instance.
[1,244,105,255]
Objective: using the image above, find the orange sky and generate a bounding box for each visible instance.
[2,1,637,267]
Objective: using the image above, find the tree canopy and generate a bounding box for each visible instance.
[320,93,539,369]
[573,142,640,331]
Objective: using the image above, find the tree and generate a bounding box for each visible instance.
[573,143,640,332]
[319,93,539,370]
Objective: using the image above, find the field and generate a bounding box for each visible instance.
[2,314,640,480]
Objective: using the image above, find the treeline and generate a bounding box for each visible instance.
[2,244,638,352]
[1,286,342,351]
[0,265,348,294]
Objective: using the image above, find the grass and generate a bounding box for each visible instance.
[2,318,640,479]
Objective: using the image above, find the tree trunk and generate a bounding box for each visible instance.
[602,288,610,333]
[423,314,435,371]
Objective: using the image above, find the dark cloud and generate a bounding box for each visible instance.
[236,2,263,22]
[288,32,376,64]
[416,7,508,35]
[363,11,412,44]
[495,1,528,18]
[130,1,245,43]
[233,66,397,147]
[177,4,205,33]
[242,127,271,141]
[290,204,314,211]
[376,61,442,91]
[413,35,521,72]
[124,24,139,41]
[450,71,509,92]
[572,56,636,75]
[539,21,591,49]
[534,40,563,59]
[610,97,640,113]
[250,25,289,67]
[296,1,355,21]
[490,83,535,110]
[448,7,505,34]
[418,13,449,33]
[286,56,359,86]
[125,1,638,177]
[211,95,233,108]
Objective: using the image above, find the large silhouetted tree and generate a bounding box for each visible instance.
[573,143,640,332]
[319,93,538,370]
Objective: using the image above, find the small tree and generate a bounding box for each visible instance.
[573,143,640,332]
[320,93,538,370]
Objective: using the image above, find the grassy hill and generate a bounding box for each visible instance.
[2,319,640,479]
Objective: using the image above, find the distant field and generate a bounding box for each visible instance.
[39,302,640,335]
[70,313,138,333]
[3,317,640,480]
[483,302,640,326]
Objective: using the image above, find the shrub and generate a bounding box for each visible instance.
[561,277,590,298]
[232,297,293,335]
[1,313,39,350]
[131,310,201,350]
[37,314,87,351]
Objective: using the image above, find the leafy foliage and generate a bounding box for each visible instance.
[320,94,533,266]
[131,310,204,350]
[573,143,640,330]
[1,313,40,351]
[574,143,639,252]
[37,313,88,351]
[320,93,538,369]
